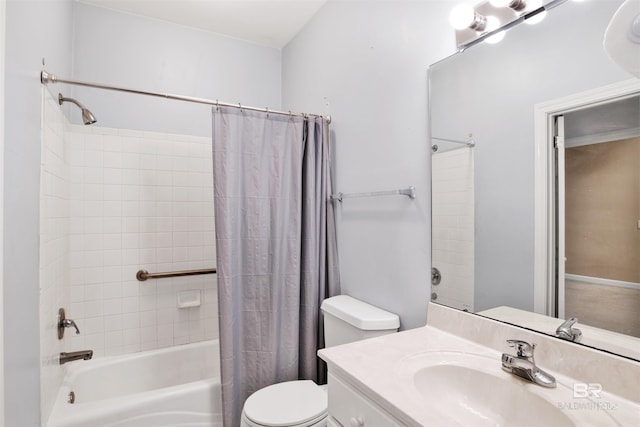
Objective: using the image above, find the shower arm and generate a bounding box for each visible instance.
[58,93,88,110]
[57,92,97,125]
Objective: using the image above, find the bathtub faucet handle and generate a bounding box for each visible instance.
[58,308,80,339]
[62,318,80,334]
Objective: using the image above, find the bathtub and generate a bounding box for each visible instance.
[47,340,222,427]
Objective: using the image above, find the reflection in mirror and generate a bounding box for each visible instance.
[429,0,640,360]
[561,97,639,340]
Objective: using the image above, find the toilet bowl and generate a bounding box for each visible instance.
[240,295,399,427]
[240,381,328,427]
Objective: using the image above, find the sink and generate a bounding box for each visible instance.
[396,351,618,427]
[414,363,574,426]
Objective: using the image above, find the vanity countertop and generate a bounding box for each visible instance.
[319,325,490,426]
[318,306,640,426]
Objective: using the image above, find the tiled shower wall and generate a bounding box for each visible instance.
[431,147,474,312]
[64,122,218,357]
[40,89,72,421]
[40,89,219,422]
[65,124,218,357]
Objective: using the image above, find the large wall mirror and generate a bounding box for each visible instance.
[429,0,639,360]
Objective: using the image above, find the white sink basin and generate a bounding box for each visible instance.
[396,351,618,427]
[414,363,573,426]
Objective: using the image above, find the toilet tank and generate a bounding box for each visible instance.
[321,295,400,348]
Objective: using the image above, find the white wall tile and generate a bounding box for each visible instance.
[64,125,218,358]
[39,91,72,421]
[432,148,475,312]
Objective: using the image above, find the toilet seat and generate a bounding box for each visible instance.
[242,380,328,427]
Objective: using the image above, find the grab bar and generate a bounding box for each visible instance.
[431,136,475,153]
[136,268,216,281]
[330,186,416,202]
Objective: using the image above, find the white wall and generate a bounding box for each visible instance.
[70,2,282,137]
[282,0,456,329]
[4,1,74,425]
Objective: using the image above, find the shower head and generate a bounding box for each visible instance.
[58,93,97,125]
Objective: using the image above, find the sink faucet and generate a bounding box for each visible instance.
[59,350,93,365]
[556,317,582,342]
[501,340,556,388]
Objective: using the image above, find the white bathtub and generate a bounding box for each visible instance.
[47,340,222,427]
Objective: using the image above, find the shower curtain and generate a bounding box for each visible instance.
[212,106,340,427]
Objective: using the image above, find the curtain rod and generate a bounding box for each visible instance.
[40,70,331,123]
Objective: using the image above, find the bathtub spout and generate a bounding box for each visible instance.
[60,350,93,365]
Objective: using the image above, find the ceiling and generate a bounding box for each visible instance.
[77,0,327,48]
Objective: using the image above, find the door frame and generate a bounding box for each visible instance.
[0,0,6,422]
[554,115,566,319]
[533,78,640,316]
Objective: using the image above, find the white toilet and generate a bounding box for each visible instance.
[240,295,400,427]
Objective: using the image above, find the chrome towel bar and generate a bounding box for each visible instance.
[330,186,416,203]
[136,268,217,281]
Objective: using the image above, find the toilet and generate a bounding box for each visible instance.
[240,295,400,427]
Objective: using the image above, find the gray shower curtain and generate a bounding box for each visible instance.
[212,106,340,427]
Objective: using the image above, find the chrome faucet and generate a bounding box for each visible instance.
[59,350,93,365]
[501,340,556,388]
[58,308,80,339]
[556,317,582,342]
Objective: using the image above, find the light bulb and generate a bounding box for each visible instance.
[485,16,506,43]
[490,0,513,7]
[450,4,476,30]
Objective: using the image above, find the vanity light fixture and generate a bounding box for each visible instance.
[450,0,565,49]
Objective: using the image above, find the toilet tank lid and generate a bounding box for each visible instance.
[321,295,400,330]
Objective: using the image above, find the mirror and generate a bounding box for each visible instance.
[429,0,640,360]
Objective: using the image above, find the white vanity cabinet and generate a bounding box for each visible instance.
[327,372,404,427]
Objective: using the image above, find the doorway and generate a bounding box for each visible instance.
[556,98,640,337]
[534,80,640,338]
